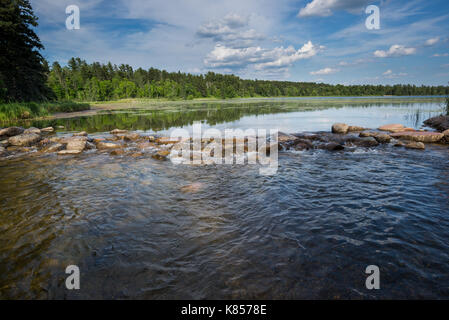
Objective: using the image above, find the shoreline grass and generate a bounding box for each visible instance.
[0,101,90,122]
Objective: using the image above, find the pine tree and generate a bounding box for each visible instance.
[0,0,51,101]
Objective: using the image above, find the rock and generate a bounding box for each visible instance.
[394,140,406,147]
[374,133,391,143]
[378,124,405,133]
[42,143,64,153]
[96,141,121,149]
[390,131,444,143]
[423,115,449,132]
[180,182,203,193]
[278,132,299,143]
[403,127,415,132]
[58,150,82,155]
[331,123,349,134]
[110,149,125,156]
[130,152,144,158]
[8,133,41,146]
[359,131,378,138]
[92,138,105,144]
[85,142,95,150]
[0,146,5,155]
[124,133,141,141]
[38,138,51,147]
[0,126,24,137]
[442,129,449,144]
[0,140,9,148]
[291,138,313,151]
[347,126,365,132]
[320,142,344,151]
[24,127,41,134]
[405,142,425,150]
[73,131,87,136]
[66,137,86,152]
[156,137,180,145]
[137,142,156,149]
[110,129,128,134]
[41,127,54,133]
[151,150,171,160]
[21,111,30,119]
[148,136,156,142]
[356,137,379,148]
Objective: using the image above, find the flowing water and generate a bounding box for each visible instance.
[1,98,448,299]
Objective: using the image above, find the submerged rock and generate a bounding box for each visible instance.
[180,182,204,193]
[331,123,349,134]
[8,133,41,146]
[0,126,24,137]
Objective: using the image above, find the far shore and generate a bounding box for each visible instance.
[47,95,446,120]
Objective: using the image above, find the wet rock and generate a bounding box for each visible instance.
[148,135,156,142]
[137,142,156,150]
[85,142,96,150]
[331,123,349,134]
[390,131,444,143]
[8,133,41,146]
[110,129,128,134]
[38,138,51,147]
[359,131,378,138]
[130,152,144,158]
[378,124,404,133]
[394,140,406,147]
[73,131,87,137]
[180,182,203,193]
[42,143,64,153]
[58,149,82,155]
[110,149,125,156]
[0,139,9,148]
[123,133,141,141]
[0,146,5,155]
[320,142,344,151]
[423,115,449,132]
[41,127,54,133]
[152,150,171,160]
[0,126,24,137]
[92,138,105,144]
[278,132,299,143]
[156,137,180,145]
[291,138,314,151]
[356,137,379,148]
[24,127,41,134]
[374,133,391,144]
[405,142,425,150]
[66,137,86,152]
[96,141,121,149]
[348,125,365,132]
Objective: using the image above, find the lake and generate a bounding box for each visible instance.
[0,97,448,299]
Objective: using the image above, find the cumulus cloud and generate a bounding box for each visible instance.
[310,67,339,75]
[204,41,321,71]
[374,45,416,58]
[298,0,370,17]
[196,13,264,46]
[425,37,439,46]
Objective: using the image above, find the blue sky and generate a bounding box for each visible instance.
[31,0,449,85]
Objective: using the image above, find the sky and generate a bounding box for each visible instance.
[30,0,449,86]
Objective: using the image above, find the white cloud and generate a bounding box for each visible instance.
[298,0,370,17]
[374,45,417,58]
[383,70,392,76]
[310,67,339,75]
[433,53,449,57]
[425,37,439,46]
[204,41,321,72]
[382,70,408,79]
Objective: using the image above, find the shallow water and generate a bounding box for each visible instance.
[1,99,448,299]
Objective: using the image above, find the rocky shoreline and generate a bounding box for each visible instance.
[1,120,448,161]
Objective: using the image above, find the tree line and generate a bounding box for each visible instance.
[47,57,449,102]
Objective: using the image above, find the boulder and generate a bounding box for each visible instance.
[152,150,171,160]
[123,133,141,141]
[42,143,64,153]
[359,131,378,138]
[423,115,449,132]
[378,124,405,133]
[347,125,365,132]
[0,126,24,137]
[390,131,444,143]
[331,123,349,134]
[278,132,299,143]
[96,141,121,149]
[66,137,86,152]
[8,133,41,146]
[110,149,125,156]
[405,142,425,150]
[320,142,344,151]
[374,133,391,143]
[355,137,379,148]
[58,150,82,155]
[24,127,41,134]
[41,127,54,133]
[73,131,87,136]
[110,129,128,134]
[291,138,313,151]
[0,140,8,148]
